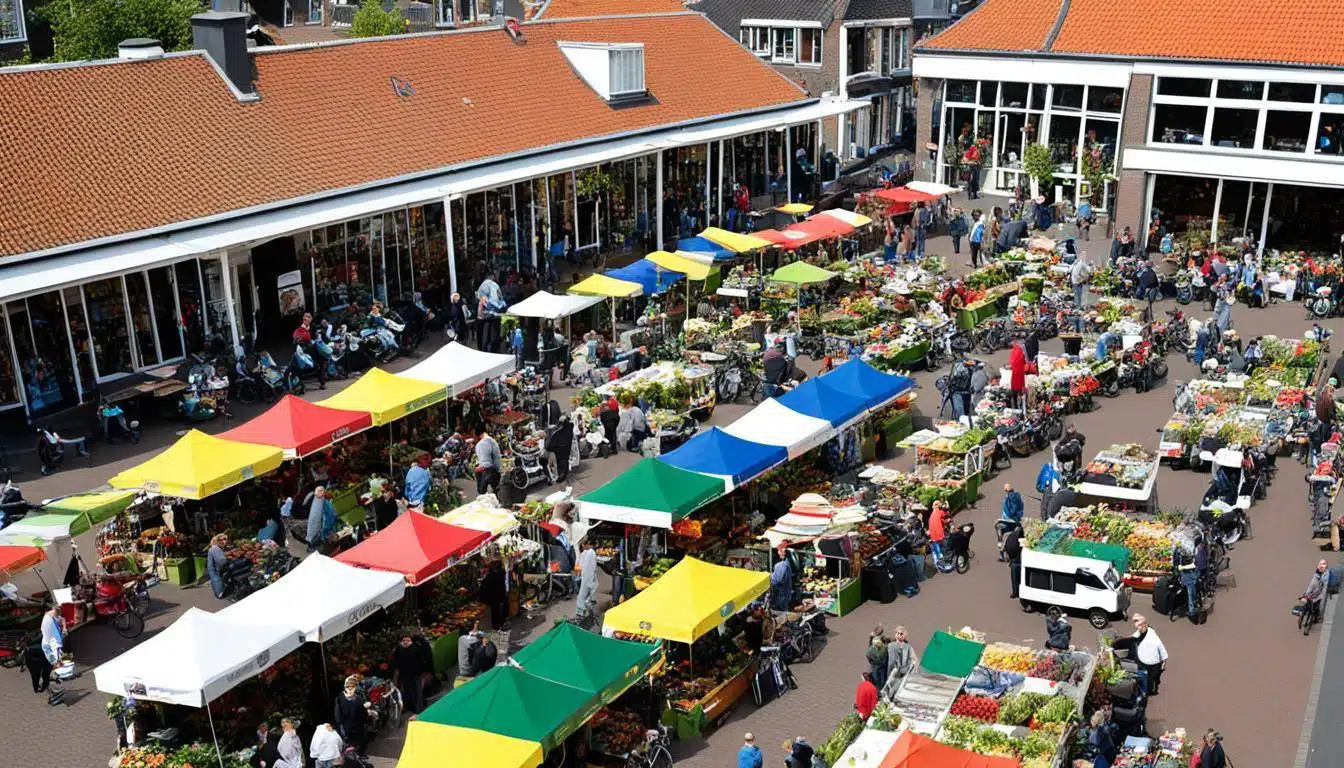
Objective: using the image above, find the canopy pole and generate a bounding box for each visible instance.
[610,298,617,344]
[388,423,395,478]
[319,644,333,703]
[206,700,226,768]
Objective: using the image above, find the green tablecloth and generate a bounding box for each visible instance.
[956,301,1001,329]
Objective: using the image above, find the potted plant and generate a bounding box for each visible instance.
[1022,143,1054,200]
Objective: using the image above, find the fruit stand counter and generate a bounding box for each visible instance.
[1077,445,1161,514]
[660,656,759,739]
[955,283,1018,330]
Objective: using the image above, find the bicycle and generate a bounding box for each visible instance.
[0,629,37,670]
[623,726,673,768]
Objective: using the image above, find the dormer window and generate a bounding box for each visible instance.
[559,42,648,103]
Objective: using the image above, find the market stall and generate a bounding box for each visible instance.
[584,359,716,425]
[569,273,643,343]
[402,341,518,396]
[606,258,684,297]
[510,621,662,705]
[415,665,601,753]
[579,458,724,528]
[696,227,772,257]
[507,290,605,320]
[221,395,372,459]
[317,367,447,426]
[217,554,405,642]
[1078,444,1161,514]
[777,377,870,429]
[1033,505,1206,592]
[0,544,43,579]
[335,510,490,585]
[721,397,836,459]
[820,358,916,412]
[109,430,284,500]
[399,723,543,768]
[657,427,786,492]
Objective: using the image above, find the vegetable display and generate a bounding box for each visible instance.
[950,694,1000,722]
[817,713,864,766]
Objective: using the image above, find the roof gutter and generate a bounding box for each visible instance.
[10,96,818,265]
[912,46,1344,72]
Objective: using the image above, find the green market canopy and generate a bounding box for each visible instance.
[510,621,661,703]
[919,630,986,678]
[579,458,724,528]
[417,665,601,752]
[770,261,836,284]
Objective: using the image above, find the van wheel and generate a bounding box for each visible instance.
[1020,600,1035,613]
[1087,609,1110,629]
[1046,606,1063,621]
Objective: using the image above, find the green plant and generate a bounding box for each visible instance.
[1022,143,1054,191]
[350,0,405,37]
[1079,143,1112,204]
[576,168,617,198]
[818,713,864,765]
[41,0,203,62]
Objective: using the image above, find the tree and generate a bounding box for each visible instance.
[42,0,203,62]
[349,0,404,37]
[1021,143,1054,199]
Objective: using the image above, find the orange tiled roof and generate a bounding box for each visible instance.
[920,0,1344,68]
[539,0,685,19]
[0,13,803,259]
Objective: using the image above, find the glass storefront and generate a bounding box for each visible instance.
[83,277,133,377]
[1148,174,1341,253]
[22,293,81,414]
[125,272,157,368]
[175,260,206,354]
[148,267,184,361]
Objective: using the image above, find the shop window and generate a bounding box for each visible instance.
[1157,77,1211,97]
[312,223,349,313]
[978,81,997,107]
[1083,118,1119,173]
[125,272,157,368]
[739,26,769,56]
[1210,107,1258,149]
[345,218,374,309]
[200,259,229,343]
[1150,174,1216,242]
[999,82,1027,109]
[62,287,95,396]
[174,260,205,354]
[0,310,18,407]
[1322,85,1344,105]
[147,267,183,361]
[366,215,386,304]
[10,300,75,415]
[1262,110,1311,153]
[307,0,321,23]
[1216,80,1264,100]
[1048,114,1081,169]
[413,202,449,298]
[83,278,133,377]
[1086,86,1123,113]
[1151,104,1207,144]
[1051,84,1083,110]
[998,112,1026,166]
[283,0,293,25]
[771,27,795,63]
[945,80,975,104]
[1029,84,1046,110]
[798,28,822,66]
[1265,182,1344,251]
[1317,114,1344,155]
[1269,82,1315,103]
[1217,180,1252,240]
[532,178,550,253]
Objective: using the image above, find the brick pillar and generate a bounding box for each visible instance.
[915,77,940,181]
[1112,73,1153,240]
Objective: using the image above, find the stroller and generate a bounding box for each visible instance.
[938,522,976,574]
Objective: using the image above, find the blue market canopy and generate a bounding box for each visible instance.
[676,237,734,261]
[816,359,916,411]
[777,377,869,428]
[657,427,786,491]
[605,259,683,295]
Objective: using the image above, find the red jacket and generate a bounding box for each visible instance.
[1009,343,1027,392]
[855,680,879,720]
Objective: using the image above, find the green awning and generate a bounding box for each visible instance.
[579,458,724,528]
[770,261,836,285]
[43,489,137,525]
[510,622,661,703]
[0,513,90,543]
[919,630,985,678]
[417,666,600,752]
[1065,539,1131,575]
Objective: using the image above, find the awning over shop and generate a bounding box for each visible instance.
[721,398,836,459]
[402,341,518,396]
[919,630,986,678]
[335,510,489,584]
[777,377,869,428]
[601,557,768,643]
[218,554,405,643]
[569,273,643,298]
[417,665,600,752]
[109,430,284,500]
[816,358,916,411]
[656,427,786,491]
[646,251,712,281]
[93,607,304,707]
[879,730,1020,768]
[510,622,661,703]
[0,545,44,578]
[399,722,542,768]
[317,368,447,426]
[698,227,773,253]
[41,489,138,524]
[222,395,373,459]
[579,458,724,528]
[677,237,734,261]
[815,208,873,228]
[605,259,683,296]
[507,291,604,320]
[770,261,837,284]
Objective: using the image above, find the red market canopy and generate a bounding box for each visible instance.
[873,186,941,205]
[336,510,490,584]
[878,731,1021,768]
[0,545,45,579]
[753,226,829,251]
[222,395,373,459]
[793,215,854,239]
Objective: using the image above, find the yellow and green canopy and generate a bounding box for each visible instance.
[416,665,600,752]
[602,557,769,643]
[109,430,283,500]
[317,368,447,426]
[698,227,772,253]
[771,261,836,285]
[568,274,642,298]
[398,722,541,768]
[43,489,138,525]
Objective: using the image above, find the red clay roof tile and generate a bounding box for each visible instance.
[540,0,685,19]
[0,13,804,258]
[917,0,1061,54]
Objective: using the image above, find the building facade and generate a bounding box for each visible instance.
[0,10,864,420]
[912,0,1344,251]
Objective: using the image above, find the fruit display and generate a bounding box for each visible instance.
[950,694,999,722]
[639,557,677,579]
[1084,444,1158,489]
[756,455,831,499]
[590,708,646,756]
[996,692,1053,726]
[1044,505,1180,573]
[516,500,553,522]
[658,651,751,710]
[980,645,1036,673]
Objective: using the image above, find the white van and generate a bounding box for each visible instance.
[1019,548,1132,629]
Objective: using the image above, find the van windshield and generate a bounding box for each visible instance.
[1104,566,1120,590]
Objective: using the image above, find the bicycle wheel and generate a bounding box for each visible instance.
[114,609,145,639]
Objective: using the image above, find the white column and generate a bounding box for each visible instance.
[785,129,793,202]
[510,184,520,270]
[1258,183,1273,257]
[1210,178,1223,244]
[716,140,725,222]
[1141,174,1157,250]
[655,150,665,251]
[445,196,459,294]
[58,293,82,401]
[839,25,849,159]
[704,142,712,228]
[219,253,240,355]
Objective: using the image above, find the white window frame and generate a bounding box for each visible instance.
[739,26,770,57]
[307,0,323,25]
[771,27,795,64]
[283,0,294,26]
[0,0,26,44]
[797,27,822,67]
[608,45,646,98]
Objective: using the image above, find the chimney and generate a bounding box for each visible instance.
[118,38,164,60]
[192,11,253,95]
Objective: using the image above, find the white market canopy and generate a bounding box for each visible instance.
[721,398,836,459]
[94,607,304,707]
[217,555,406,643]
[401,341,517,396]
[903,180,961,196]
[506,291,604,320]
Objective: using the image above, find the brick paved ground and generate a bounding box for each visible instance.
[0,210,1326,768]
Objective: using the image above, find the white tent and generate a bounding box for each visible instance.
[721,398,835,459]
[401,341,517,396]
[94,608,303,707]
[506,290,604,320]
[903,180,961,196]
[217,555,406,643]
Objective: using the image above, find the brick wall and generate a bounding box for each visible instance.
[1113,72,1153,239]
[915,76,940,181]
[768,21,844,150]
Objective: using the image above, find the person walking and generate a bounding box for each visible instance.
[575,540,599,622]
[547,414,574,482]
[447,291,470,342]
[1004,524,1024,599]
[738,733,763,768]
[855,672,879,720]
[1199,730,1228,768]
[599,399,620,458]
[1129,614,1168,695]
[1070,254,1094,314]
[479,560,508,630]
[309,724,343,768]
[865,633,887,690]
[1136,260,1159,322]
[947,207,969,255]
[206,534,230,598]
[969,211,985,268]
[1212,276,1234,342]
[881,626,916,700]
[770,544,794,611]
[915,202,932,259]
[1077,198,1094,241]
[786,738,814,768]
[334,676,373,757]
[303,486,336,553]
[1008,342,1028,410]
[403,452,431,511]
[393,632,427,715]
[998,483,1024,560]
[474,429,502,495]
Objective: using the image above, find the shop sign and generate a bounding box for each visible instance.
[277,270,306,317]
[347,601,379,627]
[718,600,735,618]
[330,427,351,442]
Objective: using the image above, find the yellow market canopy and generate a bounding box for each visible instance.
[698,227,772,253]
[318,368,447,426]
[569,274,642,298]
[646,251,711,281]
[109,430,283,500]
[601,557,768,643]
[775,202,814,215]
[398,721,542,768]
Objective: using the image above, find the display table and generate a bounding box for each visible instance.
[661,657,758,738]
[815,574,863,617]
[838,728,904,768]
[1078,456,1160,514]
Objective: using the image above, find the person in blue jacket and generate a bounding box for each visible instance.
[997,483,1024,560]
